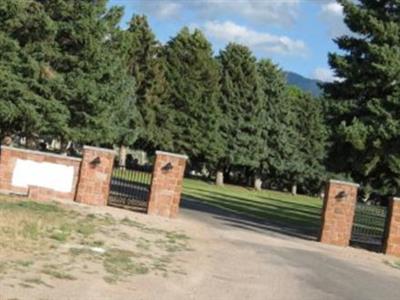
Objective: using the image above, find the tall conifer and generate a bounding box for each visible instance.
[218,43,265,184]
[164,28,223,171]
[124,15,171,152]
[41,0,137,146]
[257,59,287,189]
[0,0,69,144]
[324,0,400,194]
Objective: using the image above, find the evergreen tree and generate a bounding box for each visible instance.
[0,0,137,149]
[0,0,69,144]
[40,0,137,147]
[164,27,223,170]
[257,59,287,190]
[257,63,327,194]
[123,15,171,152]
[284,87,327,194]
[323,0,400,195]
[102,8,140,165]
[218,43,265,185]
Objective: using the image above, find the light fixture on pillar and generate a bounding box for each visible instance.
[162,162,173,172]
[335,191,348,201]
[90,156,101,167]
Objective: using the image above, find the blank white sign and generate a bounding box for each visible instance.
[12,159,74,193]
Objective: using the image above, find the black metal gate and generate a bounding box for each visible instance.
[351,203,388,251]
[108,164,153,211]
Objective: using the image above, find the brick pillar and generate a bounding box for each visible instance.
[319,180,359,247]
[384,197,400,257]
[147,151,187,218]
[0,147,14,192]
[75,146,115,206]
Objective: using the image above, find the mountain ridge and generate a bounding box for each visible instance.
[284,71,323,97]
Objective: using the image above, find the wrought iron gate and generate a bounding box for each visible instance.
[108,163,153,211]
[351,203,388,251]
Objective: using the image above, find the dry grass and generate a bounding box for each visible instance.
[385,260,400,270]
[0,196,190,289]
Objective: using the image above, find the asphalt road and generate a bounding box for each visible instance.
[179,197,400,300]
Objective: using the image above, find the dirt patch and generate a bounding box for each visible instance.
[0,196,192,299]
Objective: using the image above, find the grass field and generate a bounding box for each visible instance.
[183,178,323,233]
[113,169,323,233]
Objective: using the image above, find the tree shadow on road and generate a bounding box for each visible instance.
[181,196,320,241]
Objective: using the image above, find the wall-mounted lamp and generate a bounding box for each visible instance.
[162,162,173,172]
[90,156,101,166]
[335,191,348,201]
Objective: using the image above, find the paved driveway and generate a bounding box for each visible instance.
[172,198,400,300]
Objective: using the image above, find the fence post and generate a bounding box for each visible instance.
[75,146,115,206]
[319,180,359,247]
[384,197,400,257]
[147,151,187,218]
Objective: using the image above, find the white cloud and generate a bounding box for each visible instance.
[203,21,307,56]
[312,67,336,82]
[157,2,181,19]
[320,1,349,38]
[196,0,300,27]
[321,2,343,16]
[136,0,300,27]
[138,0,182,20]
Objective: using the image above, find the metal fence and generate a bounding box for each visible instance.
[351,203,388,251]
[108,165,153,211]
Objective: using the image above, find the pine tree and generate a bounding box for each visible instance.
[40,0,137,147]
[0,0,69,144]
[323,0,400,195]
[284,87,327,194]
[164,27,223,171]
[257,59,287,190]
[218,43,265,185]
[0,0,137,149]
[123,15,172,152]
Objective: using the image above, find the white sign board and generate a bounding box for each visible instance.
[12,159,74,193]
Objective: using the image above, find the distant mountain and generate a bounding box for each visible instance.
[284,71,323,97]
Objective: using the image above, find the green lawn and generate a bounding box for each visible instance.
[112,169,323,234]
[183,178,322,234]
[112,168,152,185]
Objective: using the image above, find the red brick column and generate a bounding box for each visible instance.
[384,197,400,257]
[0,146,15,192]
[147,151,187,218]
[75,146,115,206]
[319,180,359,247]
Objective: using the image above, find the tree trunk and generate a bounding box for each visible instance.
[26,136,36,150]
[254,176,262,191]
[291,183,297,195]
[224,167,231,183]
[1,135,12,146]
[216,171,224,186]
[119,145,127,168]
[59,139,72,155]
[245,167,252,186]
[319,186,326,200]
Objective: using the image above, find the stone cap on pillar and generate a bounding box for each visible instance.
[392,197,400,202]
[0,145,83,161]
[83,145,117,155]
[329,179,360,188]
[155,151,188,160]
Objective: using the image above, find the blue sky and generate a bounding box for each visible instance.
[108,0,348,81]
